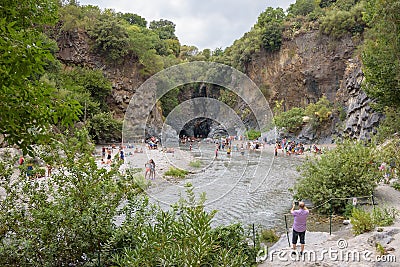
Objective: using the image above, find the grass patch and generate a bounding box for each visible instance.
[189,160,201,168]
[164,167,189,178]
[260,229,279,244]
[392,182,400,191]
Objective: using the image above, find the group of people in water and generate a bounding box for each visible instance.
[274,138,322,156]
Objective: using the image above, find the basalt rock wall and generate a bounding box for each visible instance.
[245,30,381,141]
[55,28,381,141]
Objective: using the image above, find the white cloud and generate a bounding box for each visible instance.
[78,0,295,50]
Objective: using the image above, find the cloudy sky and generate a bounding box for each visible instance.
[79,0,296,50]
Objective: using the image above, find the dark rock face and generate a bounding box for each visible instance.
[54,27,382,142]
[337,59,383,140]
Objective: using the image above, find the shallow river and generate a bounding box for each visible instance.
[146,141,302,230]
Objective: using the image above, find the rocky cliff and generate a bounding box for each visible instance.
[55,27,381,142]
[245,29,381,141]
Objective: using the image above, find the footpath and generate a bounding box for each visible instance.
[258,184,400,267]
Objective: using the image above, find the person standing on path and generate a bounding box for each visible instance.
[291,201,309,255]
[149,159,156,179]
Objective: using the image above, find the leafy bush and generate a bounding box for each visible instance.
[245,129,261,140]
[373,207,398,227]
[88,112,122,143]
[88,18,131,61]
[305,96,332,122]
[294,140,379,214]
[351,207,374,235]
[319,1,366,38]
[105,185,256,266]
[274,107,305,133]
[351,206,398,235]
[393,182,400,191]
[164,167,189,178]
[125,168,150,193]
[361,0,400,108]
[0,130,138,266]
[257,7,285,52]
[287,0,319,17]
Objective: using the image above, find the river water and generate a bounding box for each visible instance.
[146,141,302,230]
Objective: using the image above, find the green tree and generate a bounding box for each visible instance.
[0,0,80,153]
[89,18,131,61]
[320,5,365,37]
[320,0,337,8]
[245,129,261,140]
[287,0,319,17]
[274,107,305,132]
[294,140,379,214]
[159,87,180,117]
[149,19,178,40]
[362,0,400,108]
[256,7,286,52]
[117,12,147,27]
[0,130,139,266]
[88,112,122,143]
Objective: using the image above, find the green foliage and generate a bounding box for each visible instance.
[159,87,180,117]
[105,185,256,266]
[149,19,177,40]
[319,1,366,38]
[257,7,286,52]
[305,96,333,128]
[287,0,319,17]
[164,167,189,178]
[375,107,400,141]
[320,0,337,8]
[260,229,279,244]
[117,12,147,27]
[0,0,81,153]
[220,24,263,70]
[376,242,385,256]
[219,89,238,107]
[261,21,285,52]
[61,6,168,73]
[350,206,398,235]
[58,67,112,113]
[189,160,202,168]
[245,129,261,140]
[59,4,102,31]
[0,130,140,266]
[125,168,150,193]
[361,0,400,108]
[88,112,122,143]
[393,182,400,191]
[350,207,374,235]
[372,207,398,227]
[89,18,131,61]
[294,140,379,214]
[274,107,305,132]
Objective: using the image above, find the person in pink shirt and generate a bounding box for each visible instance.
[291,201,309,255]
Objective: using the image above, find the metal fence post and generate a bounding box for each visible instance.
[284,215,290,247]
[252,223,256,263]
[329,199,332,235]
